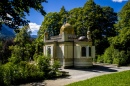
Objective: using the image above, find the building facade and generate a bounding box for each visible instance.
[43,23,95,68]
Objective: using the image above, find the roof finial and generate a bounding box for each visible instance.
[63,17,67,25]
[87,27,91,41]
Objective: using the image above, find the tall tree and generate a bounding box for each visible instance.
[82,0,117,43]
[9,26,34,63]
[115,1,130,30]
[68,7,84,36]
[0,0,47,30]
[110,1,130,50]
[108,1,130,65]
[77,0,117,54]
[94,6,117,55]
[101,6,117,37]
[59,6,68,25]
[38,6,68,40]
[38,12,60,38]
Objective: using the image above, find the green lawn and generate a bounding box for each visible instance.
[66,70,130,86]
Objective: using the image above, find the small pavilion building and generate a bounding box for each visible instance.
[43,23,95,68]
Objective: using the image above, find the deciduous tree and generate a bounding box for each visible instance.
[0,0,47,30]
[102,1,130,65]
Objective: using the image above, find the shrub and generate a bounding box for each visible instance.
[117,51,128,66]
[35,55,52,79]
[36,55,51,73]
[0,66,4,85]
[104,48,128,66]
[8,55,21,64]
[126,50,130,65]
[0,61,44,85]
[98,46,129,66]
[36,55,61,78]
[97,55,104,63]
[0,55,61,85]
[103,46,115,64]
[16,61,44,84]
[2,62,14,85]
[49,60,61,78]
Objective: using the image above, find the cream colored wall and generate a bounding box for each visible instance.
[64,46,73,58]
[60,42,73,67]
[43,41,94,68]
[58,42,73,59]
[91,46,95,59]
[73,42,93,67]
[74,58,93,67]
[74,46,80,58]
[74,42,92,58]
[56,46,64,58]
[56,46,64,66]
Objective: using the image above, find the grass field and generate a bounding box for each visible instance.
[66,70,130,86]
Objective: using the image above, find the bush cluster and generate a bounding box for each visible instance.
[97,46,129,66]
[36,55,61,78]
[0,55,61,86]
[0,62,44,85]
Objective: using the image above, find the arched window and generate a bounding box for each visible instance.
[47,46,51,55]
[89,46,91,57]
[81,47,86,57]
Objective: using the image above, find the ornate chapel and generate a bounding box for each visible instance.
[43,22,95,68]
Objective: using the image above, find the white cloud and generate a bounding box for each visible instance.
[29,22,41,35]
[112,0,128,2]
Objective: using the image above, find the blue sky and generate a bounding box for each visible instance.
[27,0,128,35]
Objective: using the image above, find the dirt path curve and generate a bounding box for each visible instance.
[20,64,130,86]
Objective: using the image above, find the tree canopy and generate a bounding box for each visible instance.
[98,1,130,65]
[110,1,130,51]
[0,0,47,30]
[38,0,117,55]
[9,26,33,63]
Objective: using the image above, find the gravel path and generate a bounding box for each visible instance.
[20,64,130,86]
